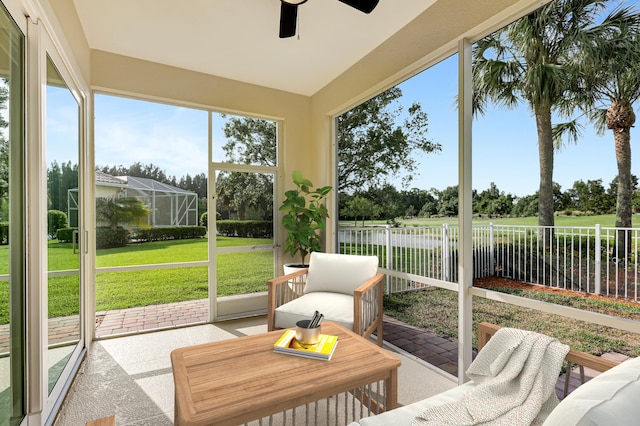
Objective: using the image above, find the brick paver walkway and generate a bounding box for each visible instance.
[0,315,81,355]
[95,299,209,338]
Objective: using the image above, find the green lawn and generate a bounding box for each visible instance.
[384,286,640,357]
[0,236,274,323]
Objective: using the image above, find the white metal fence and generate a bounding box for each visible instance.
[338,224,640,303]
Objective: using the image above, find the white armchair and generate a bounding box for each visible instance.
[267,252,385,346]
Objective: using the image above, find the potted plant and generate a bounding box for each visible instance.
[280,170,332,268]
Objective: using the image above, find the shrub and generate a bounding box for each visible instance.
[48,210,68,238]
[0,221,8,245]
[217,220,273,238]
[131,226,206,242]
[200,211,208,227]
[96,227,130,249]
[56,227,78,243]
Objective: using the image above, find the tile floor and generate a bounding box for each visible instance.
[54,316,457,426]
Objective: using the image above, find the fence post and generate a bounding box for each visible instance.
[442,224,450,282]
[385,225,392,294]
[595,224,601,295]
[489,222,495,276]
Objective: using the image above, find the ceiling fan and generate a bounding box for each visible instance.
[279,0,380,38]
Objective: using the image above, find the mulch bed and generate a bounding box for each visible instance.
[474,276,640,308]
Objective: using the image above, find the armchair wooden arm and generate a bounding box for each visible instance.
[267,268,309,331]
[477,321,621,397]
[267,268,386,346]
[354,272,385,346]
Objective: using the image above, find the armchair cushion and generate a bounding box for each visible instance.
[304,252,378,296]
[274,292,354,331]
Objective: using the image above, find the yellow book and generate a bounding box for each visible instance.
[273,329,338,361]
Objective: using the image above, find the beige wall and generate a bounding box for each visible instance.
[95,185,120,199]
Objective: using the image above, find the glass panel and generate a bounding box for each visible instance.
[94,94,208,335]
[0,4,25,424]
[46,56,80,394]
[212,113,277,166]
[215,170,274,298]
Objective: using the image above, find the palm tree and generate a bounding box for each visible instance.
[574,7,640,256]
[96,196,149,228]
[472,0,618,244]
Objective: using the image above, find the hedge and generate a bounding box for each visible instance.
[0,221,7,245]
[48,210,68,238]
[56,227,79,243]
[216,220,273,238]
[131,226,206,242]
[96,227,130,249]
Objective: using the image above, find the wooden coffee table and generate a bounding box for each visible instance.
[171,321,401,426]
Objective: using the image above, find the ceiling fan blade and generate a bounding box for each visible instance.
[338,0,379,14]
[279,2,298,38]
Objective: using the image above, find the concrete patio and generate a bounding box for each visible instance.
[53,316,458,425]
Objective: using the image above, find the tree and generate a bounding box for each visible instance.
[216,172,273,220]
[401,188,433,217]
[363,184,404,221]
[472,0,620,234]
[222,115,276,166]
[608,175,639,205]
[47,160,78,212]
[337,87,441,193]
[216,90,440,198]
[340,195,380,226]
[567,179,612,213]
[474,182,515,216]
[575,8,640,233]
[418,194,438,217]
[552,182,572,211]
[435,185,459,217]
[513,193,539,217]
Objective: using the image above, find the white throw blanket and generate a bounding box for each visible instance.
[413,327,569,426]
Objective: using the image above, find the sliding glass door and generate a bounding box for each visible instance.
[0,3,25,424]
[45,55,82,396]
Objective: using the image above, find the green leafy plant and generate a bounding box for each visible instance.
[280,170,332,266]
[95,196,149,228]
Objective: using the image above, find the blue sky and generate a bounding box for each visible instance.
[397,54,631,197]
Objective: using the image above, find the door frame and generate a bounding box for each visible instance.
[209,161,278,321]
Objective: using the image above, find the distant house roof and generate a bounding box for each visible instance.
[95,171,193,195]
[95,170,126,186]
[124,176,194,195]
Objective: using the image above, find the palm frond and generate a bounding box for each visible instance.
[552,119,583,148]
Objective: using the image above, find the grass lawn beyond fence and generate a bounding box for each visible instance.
[384,285,640,358]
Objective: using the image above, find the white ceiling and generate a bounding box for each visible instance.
[72,0,436,96]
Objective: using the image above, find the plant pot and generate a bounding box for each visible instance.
[283,263,308,274]
[284,263,308,295]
